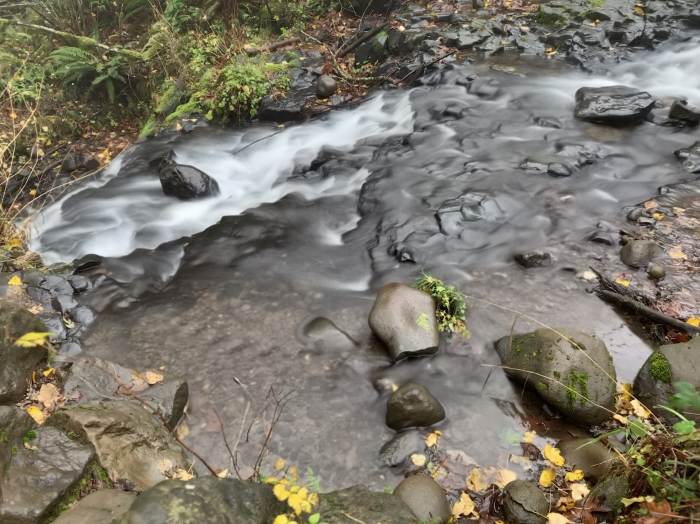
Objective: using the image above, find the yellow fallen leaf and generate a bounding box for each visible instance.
[172,467,194,481]
[7,237,23,249]
[543,444,565,467]
[467,467,488,491]
[556,496,576,511]
[539,468,556,488]
[452,492,478,518]
[547,512,570,524]
[570,482,590,501]
[144,370,164,385]
[410,453,427,467]
[8,275,22,286]
[613,413,629,425]
[15,332,51,348]
[425,430,442,448]
[26,405,46,425]
[630,399,651,419]
[274,458,286,471]
[175,422,189,440]
[687,317,700,328]
[615,277,631,287]
[621,495,654,507]
[668,246,688,260]
[651,212,665,221]
[495,468,518,488]
[41,367,55,377]
[522,431,537,444]
[287,465,298,480]
[564,469,584,482]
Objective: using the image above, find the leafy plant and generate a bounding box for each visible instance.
[415,274,469,336]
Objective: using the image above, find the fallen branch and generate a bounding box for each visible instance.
[244,37,301,56]
[337,23,387,58]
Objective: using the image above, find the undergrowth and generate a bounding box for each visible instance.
[415,273,469,337]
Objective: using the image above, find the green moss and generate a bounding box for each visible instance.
[566,369,589,407]
[21,430,37,446]
[648,352,672,384]
[536,5,569,27]
[138,116,157,139]
[47,461,112,520]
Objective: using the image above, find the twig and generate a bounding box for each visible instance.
[213,404,236,474]
[252,387,294,481]
[337,23,387,58]
[232,399,251,480]
[174,433,219,476]
[245,36,301,56]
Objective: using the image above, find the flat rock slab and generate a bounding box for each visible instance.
[574,85,655,125]
[53,489,136,524]
[318,486,419,524]
[0,423,95,524]
[53,400,189,491]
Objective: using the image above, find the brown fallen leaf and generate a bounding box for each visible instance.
[35,383,62,410]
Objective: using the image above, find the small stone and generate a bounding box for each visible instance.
[620,240,659,268]
[514,251,553,268]
[159,151,220,200]
[587,475,630,513]
[316,75,337,98]
[394,474,451,523]
[558,438,616,481]
[626,207,644,222]
[386,383,445,430]
[669,99,700,125]
[501,480,548,524]
[646,263,666,280]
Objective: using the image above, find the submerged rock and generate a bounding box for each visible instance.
[633,337,700,423]
[385,383,445,430]
[620,239,659,268]
[669,99,700,125]
[53,489,136,524]
[159,152,220,200]
[495,329,616,425]
[0,302,48,404]
[394,474,451,524]
[120,477,284,524]
[369,283,440,361]
[674,141,700,173]
[53,400,189,491]
[379,430,424,467]
[514,251,553,268]
[558,438,616,481]
[574,86,655,125]
[501,480,548,524]
[318,485,419,524]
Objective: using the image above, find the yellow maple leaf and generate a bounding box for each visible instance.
[8,275,22,286]
[172,468,194,481]
[274,458,286,471]
[547,512,570,524]
[651,212,665,221]
[539,468,556,488]
[615,277,631,287]
[15,332,51,348]
[543,444,565,467]
[564,469,584,482]
[522,430,537,444]
[26,405,46,425]
[613,413,629,425]
[495,468,518,488]
[452,492,478,518]
[687,317,700,328]
[42,367,55,377]
[410,453,427,467]
[144,370,164,385]
[467,467,488,492]
[668,246,688,260]
[570,482,590,501]
[425,430,442,448]
[630,399,651,419]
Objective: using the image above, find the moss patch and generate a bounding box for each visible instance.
[566,369,589,407]
[648,352,672,384]
[46,461,112,520]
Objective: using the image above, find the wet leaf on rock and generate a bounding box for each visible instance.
[144,370,164,385]
[543,444,565,467]
[452,492,478,519]
[410,453,427,467]
[570,482,590,501]
[539,468,556,488]
[15,331,51,348]
[26,405,46,425]
[547,512,570,524]
[425,430,442,448]
[35,383,62,410]
[467,467,488,491]
[8,275,22,286]
[564,469,584,482]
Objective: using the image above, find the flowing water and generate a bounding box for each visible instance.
[30,38,700,488]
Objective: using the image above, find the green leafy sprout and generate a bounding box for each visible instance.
[415,274,468,337]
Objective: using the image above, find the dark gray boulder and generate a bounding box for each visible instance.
[159,152,220,200]
[558,438,616,481]
[574,86,655,125]
[63,356,188,430]
[53,489,136,524]
[514,251,553,268]
[674,141,700,173]
[501,480,548,524]
[119,478,284,524]
[379,430,424,467]
[355,31,389,65]
[0,301,48,405]
[53,400,189,491]
[620,239,659,268]
[394,474,450,524]
[495,328,616,425]
[386,383,445,430]
[369,283,440,361]
[669,99,700,125]
[0,410,96,524]
[316,75,337,98]
[633,337,700,423]
[318,485,419,524]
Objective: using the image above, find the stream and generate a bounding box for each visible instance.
[29,37,700,489]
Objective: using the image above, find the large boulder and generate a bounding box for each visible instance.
[119,478,284,524]
[318,486,419,524]
[385,383,445,430]
[495,328,616,425]
[0,301,48,404]
[0,407,97,524]
[669,99,700,125]
[501,480,548,524]
[674,141,700,173]
[369,283,440,361]
[64,356,188,430]
[159,152,220,200]
[52,400,189,491]
[53,489,136,524]
[633,337,700,423]
[394,475,451,524]
[574,86,655,125]
[620,239,659,268]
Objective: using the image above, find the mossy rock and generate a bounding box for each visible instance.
[318,486,419,524]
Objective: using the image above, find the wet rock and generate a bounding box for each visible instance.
[61,151,100,173]
[586,229,615,246]
[159,152,220,200]
[436,193,504,236]
[558,438,616,481]
[346,0,394,13]
[633,338,700,423]
[258,93,307,122]
[318,485,418,524]
[0,301,48,404]
[646,263,666,280]
[386,383,445,430]
[53,400,189,491]
[574,86,655,125]
[501,480,548,524]
[0,419,96,524]
[626,207,644,222]
[379,430,424,467]
[299,317,357,352]
[68,275,91,293]
[63,356,188,431]
[369,283,440,361]
[120,477,284,524]
[514,251,553,268]
[620,239,659,268]
[519,156,574,177]
[394,474,451,524]
[53,489,136,524]
[444,29,487,49]
[669,99,700,125]
[495,329,616,425]
[316,75,337,98]
[355,31,389,65]
[674,141,700,173]
[587,474,629,513]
